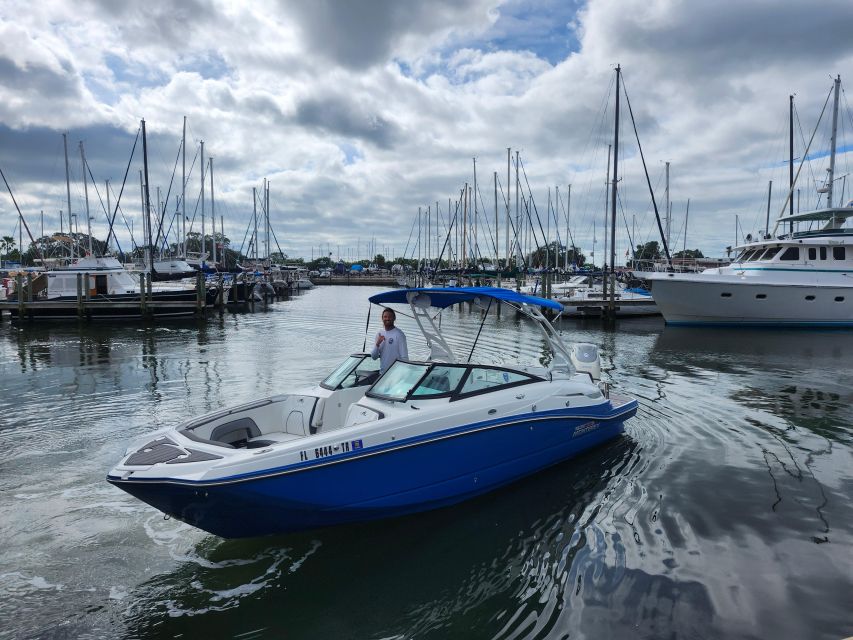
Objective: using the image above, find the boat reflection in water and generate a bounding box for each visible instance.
[122,435,640,639]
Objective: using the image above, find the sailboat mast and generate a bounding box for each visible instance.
[494,171,499,279]
[200,140,205,262]
[665,161,670,249]
[265,180,270,262]
[141,119,154,273]
[79,142,92,255]
[603,143,611,297]
[506,148,510,271]
[609,64,621,306]
[63,133,72,259]
[566,184,571,271]
[106,180,111,254]
[473,158,477,269]
[210,156,216,265]
[827,74,840,208]
[182,116,186,258]
[515,151,520,269]
[788,95,794,231]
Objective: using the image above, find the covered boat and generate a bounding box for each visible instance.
[106,287,638,538]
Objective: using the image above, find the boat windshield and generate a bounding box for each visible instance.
[320,354,379,390]
[368,361,430,401]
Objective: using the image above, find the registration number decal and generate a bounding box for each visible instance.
[299,439,363,461]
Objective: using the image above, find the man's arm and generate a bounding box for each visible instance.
[398,331,409,360]
[370,332,382,359]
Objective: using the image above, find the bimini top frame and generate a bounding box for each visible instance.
[368,287,573,373]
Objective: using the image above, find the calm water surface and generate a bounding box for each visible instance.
[0,286,851,639]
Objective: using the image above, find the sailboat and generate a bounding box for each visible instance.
[644,76,853,327]
[556,66,659,318]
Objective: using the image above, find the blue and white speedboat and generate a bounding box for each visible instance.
[107,287,638,538]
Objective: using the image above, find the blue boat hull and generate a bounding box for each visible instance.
[108,403,637,538]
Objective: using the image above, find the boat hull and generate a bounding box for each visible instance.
[108,403,636,538]
[648,276,853,326]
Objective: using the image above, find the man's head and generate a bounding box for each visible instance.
[381,308,396,330]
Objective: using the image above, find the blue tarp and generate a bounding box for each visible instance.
[350,264,364,272]
[369,286,563,311]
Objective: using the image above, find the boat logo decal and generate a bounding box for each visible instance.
[572,420,599,438]
[502,372,510,382]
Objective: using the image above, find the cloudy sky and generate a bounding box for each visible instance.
[1,0,853,264]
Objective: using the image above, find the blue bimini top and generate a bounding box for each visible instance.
[368,286,563,311]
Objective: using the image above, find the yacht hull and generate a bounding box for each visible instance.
[108,402,636,538]
[649,277,853,326]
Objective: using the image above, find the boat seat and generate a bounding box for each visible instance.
[210,417,261,447]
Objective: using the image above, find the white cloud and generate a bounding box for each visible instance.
[1,0,853,262]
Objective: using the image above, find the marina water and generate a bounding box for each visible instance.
[0,286,850,639]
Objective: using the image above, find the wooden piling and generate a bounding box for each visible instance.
[17,274,24,318]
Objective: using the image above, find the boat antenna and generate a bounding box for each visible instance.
[362,305,372,352]
[467,298,493,363]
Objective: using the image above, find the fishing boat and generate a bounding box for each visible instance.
[106,287,638,538]
[644,76,852,327]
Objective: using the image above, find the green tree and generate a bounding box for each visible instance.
[634,241,661,260]
[527,242,587,269]
[673,249,704,259]
[0,235,15,259]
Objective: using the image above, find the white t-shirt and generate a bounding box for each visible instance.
[370,326,409,372]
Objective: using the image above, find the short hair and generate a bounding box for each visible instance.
[382,307,396,320]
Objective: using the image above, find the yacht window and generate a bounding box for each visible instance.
[820,247,827,260]
[835,296,845,302]
[367,362,429,401]
[833,246,846,260]
[805,295,816,301]
[808,248,817,260]
[411,366,467,397]
[459,368,534,396]
[756,294,767,299]
[721,292,732,298]
[747,250,764,261]
[740,250,757,262]
[762,247,781,260]
[779,247,799,261]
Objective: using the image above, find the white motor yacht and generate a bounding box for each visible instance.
[644,76,853,327]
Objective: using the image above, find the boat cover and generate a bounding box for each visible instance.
[369,286,563,311]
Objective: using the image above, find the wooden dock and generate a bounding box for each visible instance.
[0,271,292,321]
[314,275,400,286]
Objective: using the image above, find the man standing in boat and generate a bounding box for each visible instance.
[371,308,408,373]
